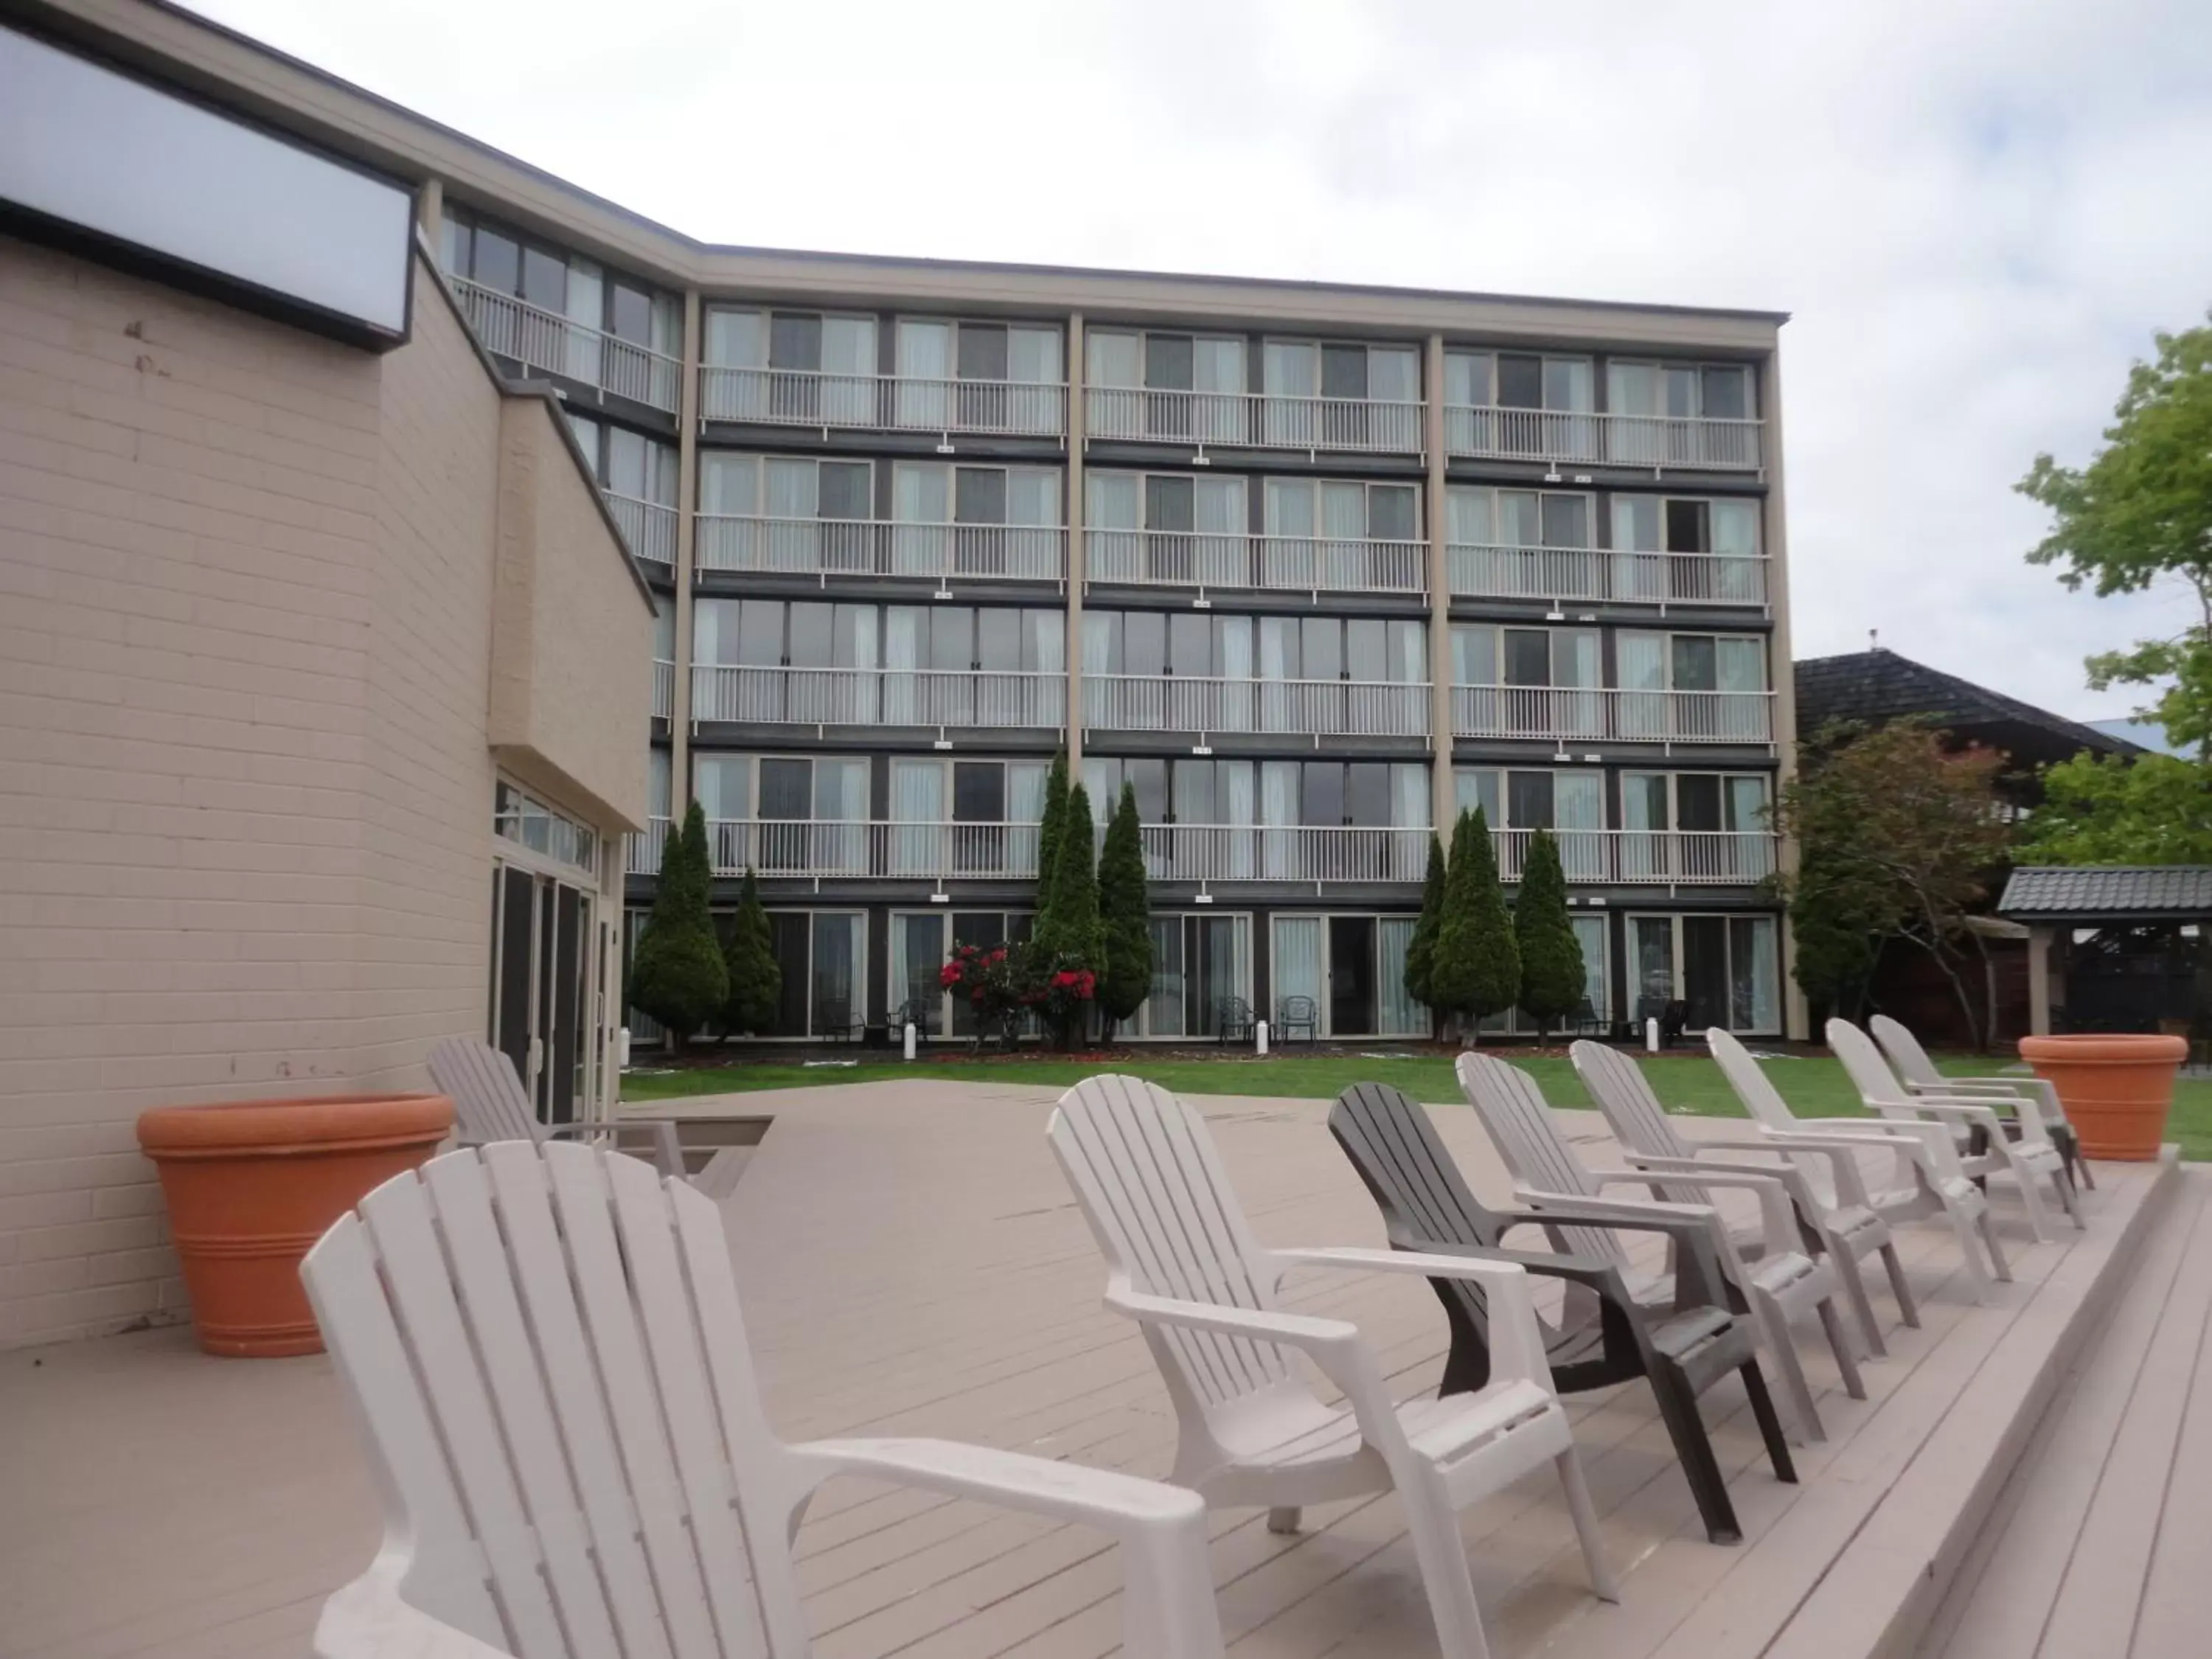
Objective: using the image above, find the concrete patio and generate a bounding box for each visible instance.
[0,1079,2188,1659]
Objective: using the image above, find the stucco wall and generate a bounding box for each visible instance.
[0,244,637,1348]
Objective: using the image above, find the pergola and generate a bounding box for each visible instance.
[1998,866,2212,1037]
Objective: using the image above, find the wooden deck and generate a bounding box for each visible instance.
[0,1079,2181,1659]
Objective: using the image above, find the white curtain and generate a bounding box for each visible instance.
[1087,331,1142,437]
[1262,760,1297,878]
[764,459,817,574]
[700,453,756,521]
[1009,326,1060,383]
[1447,486,1491,544]
[1009,761,1048,877]
[1391,621,1427,686]
[1368,348,1420,449]
[563,257,603,386]
[1712,499,1761,603]
[1558,627,1601,735]
[1734,917,1781,1033]
[1620,773,1663,879]
[1085,472,1141,585]
[1729,776,1773,879]
[1554,773,1605,882]
[892,462,948,577]
[1263,341,1318,447]
[1377,918,1420,1035]
[1006,469,1060,581]
[1618,632,1668,739]
[1321,482,1366,592]
[1444,351,1488,405]
[1195,476,1245,588]
[1718,638,1767,741]
[1222,760,1256,878]
[1192,336,1245,443]
[1607,363,1661,465]
[1391,763,1429,881]
[1611,494,1664,602]
[692,597,735,666]
[1271,917,1324,1029]
[896,319,952,428]
[1455,767,1499,823]
[1217,615,1254,731]
[883,607,921,725]
[889,759,943,877]
[694,755,748,822]
[704,309,766,420]
[1265,479,1315,590]
[820,316,876,425]
[1571,916,1607,1023]
[647,747,672,818]
[815,759,869,872]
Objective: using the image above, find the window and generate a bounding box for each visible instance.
[493,779,598,877]
[1085,470,1248,586]
[1628,913,1780,1034]
[752,911,869,1037]
[1130,913,1253,1038]
[702,306,877,425]
[1443,349,1595,459]
[1086,328,1248,442]
[1609,495,1762,604]
[892,318,1062,432]
[1451,624,1601,737]
[1085,613,1424,734]
[1263,478,1421,591]
[1261,338,1421,449]
[440,206,677,394]
[1619,773,1773,880]
[887,910,1039,1040]
[891,462,1061,579]
[1616,632,1770,740]
[1452,767,1605,880]
[1606,361,1759,465]
[1271,914,1425,1038]
[690,754,869,876]
[1444,484,1598,600]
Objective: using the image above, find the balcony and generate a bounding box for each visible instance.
[1493,827,1776,886]
[1452,686,1774,744]
[1085,675,1431,739]
[1447,545,1767,608]
[1444,407,1763,471]
[1085,530,1426,597]
[690,665,1065,730]
[1085,388,1422,456]
[1141,824,1430,885]
[448,276,680,412]
[695,517,1067,585]
[652,658,673,721]
[627,814,671,876]
[605,492,677,569]
[699,369,1065,438]
[703,819,1040,880]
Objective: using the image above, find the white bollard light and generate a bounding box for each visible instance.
[616,1026,631,1069]
[903,1021,918,1062]
[1256,1020,1270,1056]
[1645,1016,1660,1054]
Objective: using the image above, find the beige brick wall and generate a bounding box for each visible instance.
[0,241,638,1348]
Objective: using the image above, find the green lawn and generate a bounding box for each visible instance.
[624,1048,2212,1161]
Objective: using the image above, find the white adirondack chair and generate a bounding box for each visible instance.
[1828,1019,2079,1242]
[302,1140,1228,1659]
[1706,1027,2011,1296]
[1457,1052,1860,1446]
[1868,1013,2094,1191]
[1570,1039,1910,1358]
[429,1035,754,1202]
[1048,1074,1617,1659]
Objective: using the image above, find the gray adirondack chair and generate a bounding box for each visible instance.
[302,1140,1228,1659]
[1457,1051,1863,1445]
[1868,1013,2093,1191]
[1571,1039,1912,1357]
[428,1036,756,1203]
[1706,1027,2011,1297]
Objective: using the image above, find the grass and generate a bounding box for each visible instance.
[623,1047,2212,1161]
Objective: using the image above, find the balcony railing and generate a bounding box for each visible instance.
[652,658,673,721]
[1141,824,1430,885]
[1447,545,1767,608]
[700,368,1065,437]
[1451,686,1775,744]
[1085,530,1426,597]
[1492,827,1775,886]
[695,516,1066,584]
[1085,675,1431,738]
[448,276,680,412]
[606,492,677,568]
[703,819,1041,880]
[1085,388,1422,455]
[627,815,671,876]
[691,666,1065,730]
[1444,406,1763,471]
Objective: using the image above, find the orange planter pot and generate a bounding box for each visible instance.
[2017,1034,2187,1163]
[136,1093,453,1357]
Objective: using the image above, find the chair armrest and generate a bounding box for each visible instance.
[1272,1247,1551,1389]
[315,1561,512,1659]
[787,1435,1205,1535]
[557,1119,686,1178]
[1907,1092,2051,1141]
[535,1122,608,1140]
[1103,1279,1394,1420]
[1507,1190,1733,1311]
[1688,1135,1879,1211]
[1618,1155,1801,1256]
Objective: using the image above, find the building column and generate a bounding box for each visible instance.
[416,175,443,239]
[1423,333,1455,841]
[671,289,702,806]
[1065,310,1085,768]
[2028,925,2054,1037]
[1759,345,1809,1041]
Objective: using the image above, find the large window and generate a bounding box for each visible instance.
[1628,913,1780,1034]
[1087,329,1248,442]
[1620,772,1773,880]
[1453,766,1606,880]
[697,452,873,574]
[886,757,1051,877]
[1085,470,1248,586]
[1611,494,1763,604]
[703,307,877,424]
[441,206,678,396]
[1616,631,1769,740]
[1271,913,1425,1038]
[1607,361,1757,464]
[1085,612,1427,735]
[1444,349,1595,457]
[891,461,1062,579]
[1451,623,1602,737]
[691,753,869,876]
[1132,913,1253,1038]
[1083,757,1427,882]
[893,318,1062,432]
[888,910,1036,1039]
[751,911,868,1037]
[1262,338,1421,449]
[567,414,679,566]
[1263,478,1422,591]
[1445,485,1595,599]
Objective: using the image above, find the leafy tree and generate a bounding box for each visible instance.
[628,801,727,1050]
[2019,316,2212,762]
[1773,720,2011,1048]
[1035,750,1071,902]
[1096,783,1154,1033]
[1430,809,1519,1043]
[1403,832,1447,1038]
[1514,829,1585,1043]
[2019,751,2212,865]
[1785,841,1891,1022]
[720,867,781,1037]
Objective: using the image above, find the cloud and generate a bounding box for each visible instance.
[189,0,2212,720]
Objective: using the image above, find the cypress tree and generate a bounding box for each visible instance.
[1035,782,1104,967]
[1097,782,1154,1033]
[722,866,782,1037]
[629,800,728,1050]
[1431,807,1519,1043]
[1404,831,1446,1038]
[1513,828,1585,1044]
[1034,750,1071,911]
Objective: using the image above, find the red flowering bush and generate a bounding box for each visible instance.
[939,944,1027,1040]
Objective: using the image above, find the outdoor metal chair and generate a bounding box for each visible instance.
[894,995,937,1039]
[1458,1051,1863,1444]
[1050,1074,1618,1659]
[1216,994,1258,1046]
[1869,1013,2093,1191]
[302,1141,1228,1659]
[1275,995,1320,1045]
[1329,1081,1795,1545]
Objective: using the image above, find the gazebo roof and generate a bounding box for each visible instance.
[1997,865,2212,922]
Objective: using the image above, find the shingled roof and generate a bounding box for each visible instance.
[1998,866,2212,920]
[1795,650,2143,764]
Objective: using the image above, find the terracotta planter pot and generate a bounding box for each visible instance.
[136,1093,453,1357]
[2017,1034,2186,1162]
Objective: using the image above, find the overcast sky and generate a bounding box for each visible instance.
[192,0,2212,722]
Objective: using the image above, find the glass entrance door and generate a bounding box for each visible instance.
[489,863,597,1124]
[1329,915,1377,1037]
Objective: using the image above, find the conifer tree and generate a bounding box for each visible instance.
[1096,782,1154,1033]
[1403,831,1446,1039]
[1513,828,1585,1043]
[1034,750,1071,908]
[1430,807,1520,1043]
[629,800,727,1050]
[721,866,781,1037]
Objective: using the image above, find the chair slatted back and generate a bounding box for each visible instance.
[1705,1029,1837,1208]
[1868,1015,1945,1090]
[1570,1041,1710,1206]
[1329,1082,1512,1323]
[1049,1075,1293,1411]
[301,1141,803,1659]
[430,1036,543,1146]
[1454,1054,1630,1267]
[1827,1019,1915,1110]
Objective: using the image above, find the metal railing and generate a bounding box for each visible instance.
[1492,827,1775,885]
[699,368,1065,437]
[1444,406,1764,470]
[1085,675,1432,737]
[1452,686,1774,743]
[651,659,673,721]
[448,276,680,412]
[690,666,1065,730]
[627,815,671,876]
[1447,544,1767,608]
[1085,387,1422,454]
[703,819,1042,880]
[1140,824,1431,884]
[1085,530,1426,596]
[695,516,1066,583]
[605,492,677,568]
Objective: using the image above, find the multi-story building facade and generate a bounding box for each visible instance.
[11,0,1801,1048]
